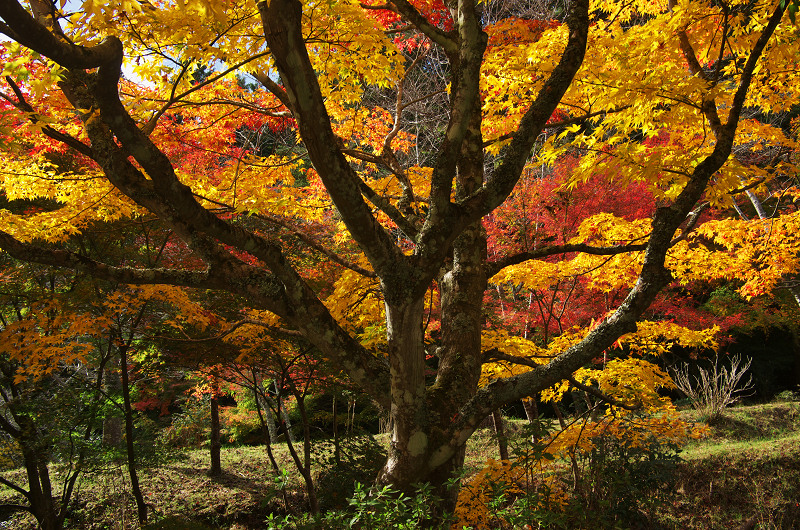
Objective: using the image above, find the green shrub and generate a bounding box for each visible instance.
[566,432,682,526]
[775,389,800,402]
[265,482,451,529]
[159,396,210,448]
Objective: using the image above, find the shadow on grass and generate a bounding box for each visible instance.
[148,464,295,529]
[143,515,219,530]
[663,451,800,529]
[706,403,800,441]
[706,414,762,440]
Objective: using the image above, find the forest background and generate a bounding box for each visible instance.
[0,0,799,527]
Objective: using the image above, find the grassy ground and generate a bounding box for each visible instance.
[1,400,799,529]
[659,401,800,529]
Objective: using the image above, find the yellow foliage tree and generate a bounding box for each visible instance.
[0,0,797,509]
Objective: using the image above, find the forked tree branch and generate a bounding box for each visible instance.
[259,0,406,279]
[428,3,786,468]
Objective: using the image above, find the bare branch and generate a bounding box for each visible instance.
[255,213,377,278]
[482,349,556,364]
[482,106,631,148]
[141,52,273,135]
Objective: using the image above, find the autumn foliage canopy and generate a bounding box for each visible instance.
[0,0,798,502]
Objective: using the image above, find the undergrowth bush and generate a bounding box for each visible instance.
[221,405,261,444]
[566,429,683,527]
[671,353,755,420]
[159,396,210,448]
[313,433,387,511]
[265,482,451,529]
[261,406,696,529]
[455,411,694,529]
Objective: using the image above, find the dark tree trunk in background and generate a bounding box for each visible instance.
[332,396,340,465]
[209,388,222,477]
[522,398,541,444]
[790,326,800,389]
[492,409,509,461]
[119,344,147,524]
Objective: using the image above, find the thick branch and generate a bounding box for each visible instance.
[353,178,420,239]
[52,61,393,410]
[0,0,120,69]
[0,502,33,515]
[0,412,21,439]
[0,230,216,288]
[486,240,648,278]
[251,72,294,113]
[672,15,724,136]
[482,351,641,410]
[421,0,487,240]
[486,203,706,278]
[258,0,404,279]
[482,349,556,364]
[433,0,589,248]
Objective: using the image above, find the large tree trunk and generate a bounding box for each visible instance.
[374,47,489,495]
[376,221,488,504]
[21,445,60,530]
[426,221,488,506]
[376,290,482,502]
[377,296,430,490]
